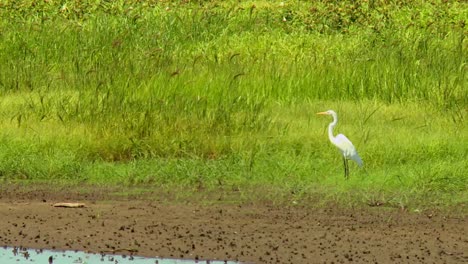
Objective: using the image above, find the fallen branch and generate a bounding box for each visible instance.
[52,203,86,208]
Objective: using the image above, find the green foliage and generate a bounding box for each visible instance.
[0,0,466,207]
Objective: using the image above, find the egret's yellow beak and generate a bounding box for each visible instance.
[316,112,328,115]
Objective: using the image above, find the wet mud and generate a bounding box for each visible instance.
[0,187,466,263]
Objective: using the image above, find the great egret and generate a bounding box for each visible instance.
[317,110,363,179]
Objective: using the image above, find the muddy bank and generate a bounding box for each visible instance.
[0,187,466,263]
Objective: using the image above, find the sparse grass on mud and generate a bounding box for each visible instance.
[0,0,466,209]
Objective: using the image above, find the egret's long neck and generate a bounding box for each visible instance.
[328,113,338,142]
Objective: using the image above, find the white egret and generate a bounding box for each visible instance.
[317,110,363,179]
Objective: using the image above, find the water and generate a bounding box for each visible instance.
[0,246,239,264]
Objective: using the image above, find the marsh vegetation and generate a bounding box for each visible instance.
[0,0,466,208]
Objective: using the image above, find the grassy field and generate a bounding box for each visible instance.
[0,0,466,209]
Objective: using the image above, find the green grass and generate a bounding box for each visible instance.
[0,0,466,209]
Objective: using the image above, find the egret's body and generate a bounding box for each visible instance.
[317,110,362,178]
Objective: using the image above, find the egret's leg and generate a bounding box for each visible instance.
[345,159,349,179]
[342,157,348,179]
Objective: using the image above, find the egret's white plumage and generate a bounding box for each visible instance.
[317,110,363,178]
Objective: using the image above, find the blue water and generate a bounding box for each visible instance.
[0,246,239,264]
